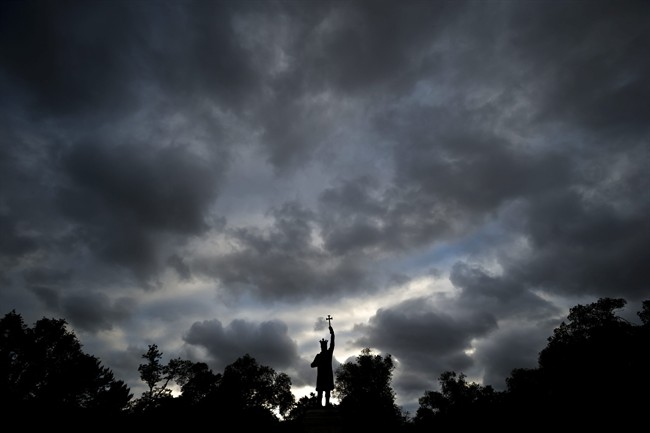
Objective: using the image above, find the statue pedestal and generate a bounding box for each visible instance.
[302,407,343,433]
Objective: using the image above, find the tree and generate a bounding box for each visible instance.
[131,347,294,429]
[335,348,406,431]
[638,300,650,325]
[505,297,649,427]
[129,345,225,425]
[133,344,202,413]
[284,392,320,423]
[215,353,295,421]
[0,310,132,419]
[414,371,500,429]
[176,361,221,406]
[137,344,164,399]
[133,344,171,412]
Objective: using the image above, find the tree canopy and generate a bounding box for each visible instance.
[507,297,649,427]
[1,297,647,430]
[0,310,132,421]
[335,348,407,431]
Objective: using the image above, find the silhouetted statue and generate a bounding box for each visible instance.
[311,316,335,408]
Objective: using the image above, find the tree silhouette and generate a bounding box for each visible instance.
[137,344,165,399]
[0,310,132,421]
[133,344,177,413]
[3,297,647,430]
[414,371,500,429]
[335,348,406,431]
[129,345,294,428]
[284,391,320,423]
[176,361,221,406]
[215,353,295,418]
[504,297,648,428]
[638,300,650,325]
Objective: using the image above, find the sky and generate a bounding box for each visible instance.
[1,0,649,416]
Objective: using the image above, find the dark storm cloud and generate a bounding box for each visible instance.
[29,286,60,310]
[245,0,461,173]
[61,292,135,333]
[357,0,650,306]
[167,254,192,281]
[503,188,650,302]
[184,318,300,371]
[355,297,498,374]
[318,176,466,256]
[358,298,497,360]
[61,140,219,234]
[0,214,39,259]
[141,0,262,108]
[290,0,459,95]
[375,106,649,307]
[255,91,336,172]
[447,262,564,387]
[29,286,135,333]
[449,262,560,320]
[201,201,370,301]
[374,90,577,217]
[0,0,262,118]
[0,119,62,265]
[473,320,558,388]
[0,0,141,116]
[1,0,648,412]
[57,140,223,283]
[23,267,73,286]
[1,1,241,292]
[354,284,557,398]
[506,0,650,133]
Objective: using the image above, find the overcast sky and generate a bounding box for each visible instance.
[1,0,648,415]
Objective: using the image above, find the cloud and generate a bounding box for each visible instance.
[167,254,192,281]
[0,0,263,118]
[450,262,560,319]
[502,189,650,302]
[506,0,650,133]
[350,295,496,406]
[62,292,135,333]
[317,177,453,256]
[1,0,648,415]
[184,318,300,372]
[472,319,557,388]
[0,1,137,117]
[56,139,223,285]
[356,296,496,373]
[197,201,370,301]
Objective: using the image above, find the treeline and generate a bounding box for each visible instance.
[1,297,648,431]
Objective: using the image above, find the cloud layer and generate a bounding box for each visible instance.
[1,0,648,414]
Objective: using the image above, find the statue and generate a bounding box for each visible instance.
[311,315,335,407]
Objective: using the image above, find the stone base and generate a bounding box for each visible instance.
[301,407,343,433]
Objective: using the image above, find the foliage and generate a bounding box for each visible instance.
[133,344,180,412]
[2,296,648,430]
[137,344,164,398]
[130,349,292,429]
[414,371,500,429]
[176,360,221,405]
[504,297,649,427]
[215,353,295,418]
[0,310,132,417]
[335,348,406,431]
[284,392,320,422]
[638,300,650,325]
[412,297,649,430]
